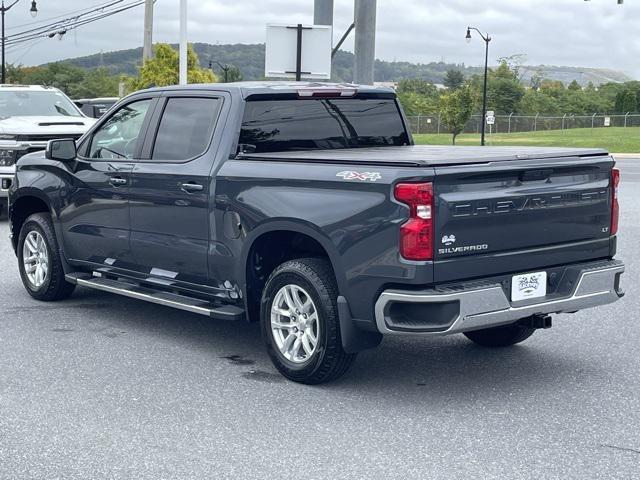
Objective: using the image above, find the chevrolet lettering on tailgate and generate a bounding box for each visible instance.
[450,190,609,217]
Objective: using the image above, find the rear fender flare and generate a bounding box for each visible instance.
[238,219,347,298]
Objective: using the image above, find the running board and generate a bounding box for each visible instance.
[65,272,244,321]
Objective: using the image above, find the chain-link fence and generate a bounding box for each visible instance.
[407,113,640,135]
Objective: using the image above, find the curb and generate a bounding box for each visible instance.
[612,153,640,158]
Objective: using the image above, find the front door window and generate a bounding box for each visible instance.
[88,100,152,160]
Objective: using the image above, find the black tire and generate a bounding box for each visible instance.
[17,212,75,301]
[464,322,535,347]
[261,258,357,384]
[0,198,7,219]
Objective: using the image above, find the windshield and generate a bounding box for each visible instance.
[239,98,410,153]
[0,90,83,118]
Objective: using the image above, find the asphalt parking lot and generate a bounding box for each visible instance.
[0,158,638,480]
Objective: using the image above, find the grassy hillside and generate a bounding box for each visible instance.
[58,43,631,85]
[414,127,640,153]
[60,43,479,83]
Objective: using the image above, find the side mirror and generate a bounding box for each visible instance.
[45,138,77,162]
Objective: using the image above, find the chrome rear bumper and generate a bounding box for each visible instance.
[374,260,625,336]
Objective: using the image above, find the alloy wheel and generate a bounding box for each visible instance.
[22,230,49,288]
[270,284,320,363]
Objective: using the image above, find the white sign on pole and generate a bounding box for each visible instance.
[604,116,611,127]
[265,24,332,80]
[486,110,495,125]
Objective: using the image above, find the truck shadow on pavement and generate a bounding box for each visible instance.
[43,286,600,401]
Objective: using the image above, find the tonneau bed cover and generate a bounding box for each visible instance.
[240,145,610,167]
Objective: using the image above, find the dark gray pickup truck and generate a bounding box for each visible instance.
[8,82,624,384]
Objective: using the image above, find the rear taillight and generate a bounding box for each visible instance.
[611,167,620,235]
[394,182,434,261]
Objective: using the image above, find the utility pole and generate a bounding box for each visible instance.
[313,0,333,25]
[353,0,376,85]
[142,0,153,62]
[179,0,187,85]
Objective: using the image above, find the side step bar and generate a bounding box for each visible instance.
[65,272,244,321]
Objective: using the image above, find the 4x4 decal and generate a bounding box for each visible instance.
[336,171,382,182]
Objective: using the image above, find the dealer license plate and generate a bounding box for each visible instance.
[511,271,547,302]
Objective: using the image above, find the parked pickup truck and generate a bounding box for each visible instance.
[0,85,95,217]
[8,82,624,384]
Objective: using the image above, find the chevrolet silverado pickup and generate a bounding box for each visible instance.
[0,85,95,217]
[8,82,624,384]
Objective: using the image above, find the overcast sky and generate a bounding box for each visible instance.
[5,0,640,77]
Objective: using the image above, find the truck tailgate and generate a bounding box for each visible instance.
[433,155,615,283]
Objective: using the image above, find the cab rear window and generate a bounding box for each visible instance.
[239,98,409,153]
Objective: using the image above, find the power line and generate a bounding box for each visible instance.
[5,1,145,46]
[5,0,126,32]
[6,1,141,42]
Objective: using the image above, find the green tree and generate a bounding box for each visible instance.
[539,79,565,99]
[20,63,87,94]
[396,78,440,116]
[486,62,525,114]
[567,80,582,91]
[8,63,121,99]
[127,43,216,91]
[439,85,475,145]
[497,54,527,81]
[520,89,561,115]
[397,91,439,116]
[397,78,439,97]
[443,69,464,90]
[529,68,545,90]
[69,67,119,98]
[620,90,637,113]
[225,65,243,82]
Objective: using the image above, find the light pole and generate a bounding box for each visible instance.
[179,0,187,85]
[209,60,229,83]
[1,0,37,84]
[466,26,490,146]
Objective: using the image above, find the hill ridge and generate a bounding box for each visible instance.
[55,43,632,86]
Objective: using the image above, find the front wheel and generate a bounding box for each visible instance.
[261,258,357,384]
[463,322,536,347]
[18,212,75,301]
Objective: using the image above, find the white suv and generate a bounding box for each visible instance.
[0,85,96,216]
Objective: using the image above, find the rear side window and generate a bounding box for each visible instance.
[152,97,221,161]
[239,98,409,153]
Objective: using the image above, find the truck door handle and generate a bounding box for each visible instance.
[180,182,204,193]
[109,176,127,186]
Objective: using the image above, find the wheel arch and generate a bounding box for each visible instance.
[240,220,347,323]
[9,189,53,253]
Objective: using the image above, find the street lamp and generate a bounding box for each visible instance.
[209,60,230,83]
[1,0,37,84]
[466,26,491,146]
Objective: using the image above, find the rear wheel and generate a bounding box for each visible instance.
[463,322,535,347]
[18,213,75,301]
[261,258,357,384]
